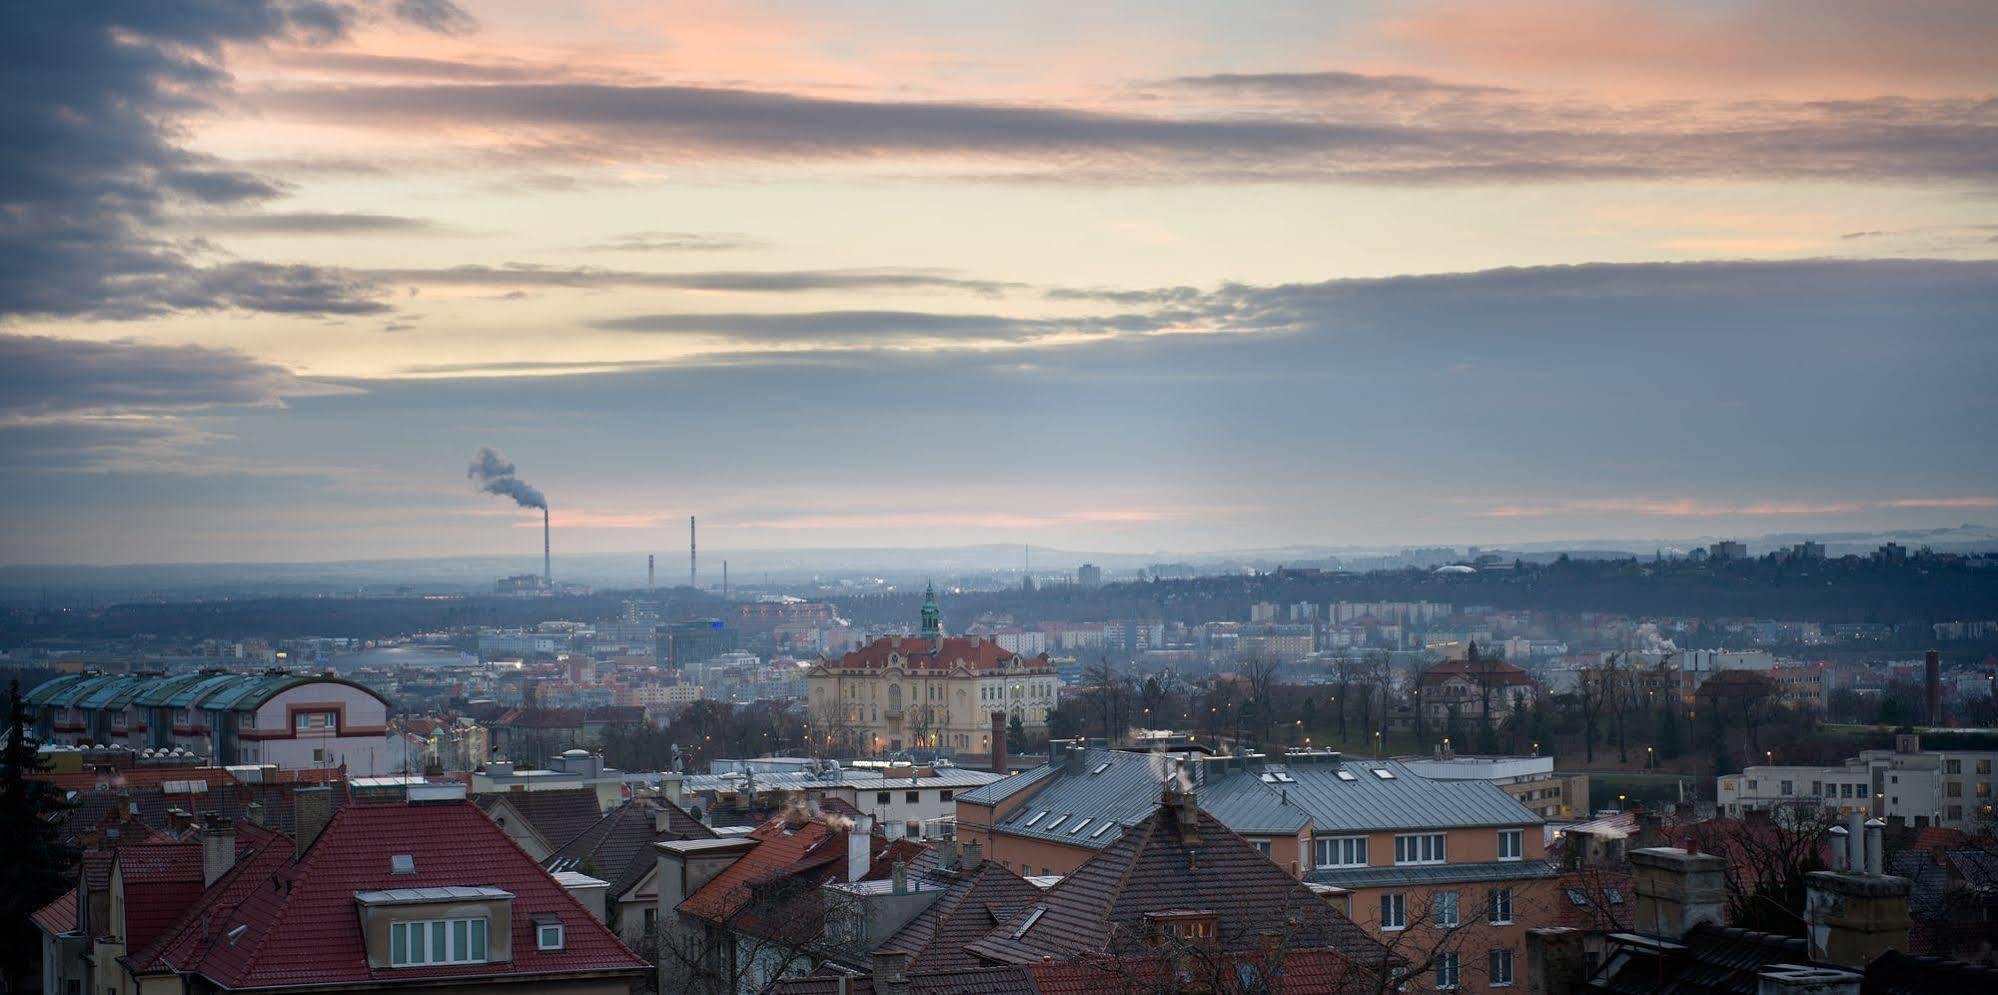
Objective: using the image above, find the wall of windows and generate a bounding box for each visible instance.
[1314,835,1368,869]
[1393,833,1446,865]
[389,917,488,967]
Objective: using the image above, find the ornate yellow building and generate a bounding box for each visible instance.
[805,584,1057,755]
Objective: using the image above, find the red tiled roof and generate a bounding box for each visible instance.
[32,890,78,937]
[116,842,206,952]
[153,800,647,989]
[126,823,293,976]
[824,636,1050,673]
[1419,658,1532,686]
[678,814,925,943]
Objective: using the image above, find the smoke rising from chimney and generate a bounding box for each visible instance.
[466,447,547,510]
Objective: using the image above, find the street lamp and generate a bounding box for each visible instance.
[1646,746,1655,771]
[1618,793,1627,811]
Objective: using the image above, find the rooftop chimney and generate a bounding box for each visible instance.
[294,785,333,859]
[891,859,908,896]
[989,711,1008,774]
[848,815,874,883]
[1756,965,1862,995]
[871,951,912,995]
[201,812,236,886]
[1629,846,1727,940]
[1804,869,1911,969]
[962,840,983,868]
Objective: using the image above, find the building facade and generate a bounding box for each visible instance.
[26,671,391,771]
[805,586,1058,755]
[1717,734,1998,830]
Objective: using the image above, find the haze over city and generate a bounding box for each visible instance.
[4,0,1996,567]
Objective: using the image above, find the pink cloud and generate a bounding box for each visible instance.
[1474,495,1992,518]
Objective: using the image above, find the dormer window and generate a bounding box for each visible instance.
[391,854,416,875]
[534,915,565,951]
[1146,910,1219,945]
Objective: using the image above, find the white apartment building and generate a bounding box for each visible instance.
[1717,735,1998,831]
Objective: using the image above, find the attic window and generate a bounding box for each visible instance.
[1012,906,1046,939]
[1091,821,1115,838]
[1371,769,1396,780]
[1069,818,1091,835]
[535,919,565,951]
[1335,770,1358,782]
[226,924,249,944]
[1044,814,1068,831]
[1023,811,1048,827]
[1091,762,1112,776]
[1260,773,1278,783]
[1605,888,1624,905]
[390,854,416,875]
[1273,772,1296,784]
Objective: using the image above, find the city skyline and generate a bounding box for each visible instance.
[5,1,1997,565]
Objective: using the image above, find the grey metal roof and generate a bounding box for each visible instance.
[353,885,514,905]
[1196,768,1312,835]
[1305,858,1559,890]
[1248,757,1545,834]
[988,749,1167,850]
[683,766,1002,795]
[956,762,1057,806]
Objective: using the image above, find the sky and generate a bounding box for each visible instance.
[3,0,1996,566]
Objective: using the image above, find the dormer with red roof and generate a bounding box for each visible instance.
[81,788,648,995]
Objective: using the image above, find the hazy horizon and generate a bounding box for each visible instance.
[6,2,1996,565]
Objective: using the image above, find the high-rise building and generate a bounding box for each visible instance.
[1076,563,1103,588]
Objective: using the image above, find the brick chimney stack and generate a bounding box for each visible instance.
[1924,650,1942,725]
[1629,846,1727,940]
[989,711,1008,774]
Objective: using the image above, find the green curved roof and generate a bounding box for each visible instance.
[25,672,392,713]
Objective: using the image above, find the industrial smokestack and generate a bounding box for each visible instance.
[689,515,697,589]
[723,560,729,600]
[467,448,551,583]
[648,554,655,592]
[1925,650,1941,725]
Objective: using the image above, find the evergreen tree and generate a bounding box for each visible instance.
[1007,713,1025,751]
[1657,703,1685,760]
[1,680,78,989]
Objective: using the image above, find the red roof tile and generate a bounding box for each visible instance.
[147,800,647,989]
[824,636,1050,673]
[32,890,77,937]
[116,842,206,952]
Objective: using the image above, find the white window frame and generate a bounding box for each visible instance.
[1488,887,1514,925]
[1314,835,1369,869]
[1489,947,1515,987]
[1394,833,1446,865]
[1436,951,1460,990]
[1434,890,1459,928]
[1380,892,1407,931]
[537,922,565,951]
[1498,829,1523,861]
[389,917,488,967]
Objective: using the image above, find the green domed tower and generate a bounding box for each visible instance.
[920,581,942,641]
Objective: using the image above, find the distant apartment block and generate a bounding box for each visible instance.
[1718,735,1998,831]
[27,671,391,770]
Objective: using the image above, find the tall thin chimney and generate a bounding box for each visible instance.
[722,561,729,600]
[989,711,1008,774]
[689,515,697,589]
[1924,650,1941,725]
[543,507,552,586]
[648,554,655,592]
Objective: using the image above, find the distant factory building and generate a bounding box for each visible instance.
[25,671,391,771]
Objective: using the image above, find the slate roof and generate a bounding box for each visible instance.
[876,861,1045,974]
[545,797,715,899]
[141,800,647,989]
[979,749,1171,850]
[964,800,1382,968]
[971,752,1540,851]
[474,787,607,853]
[1306,858,1559,890]
[1244,757,1542,834]
[1598,922,1998,995]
